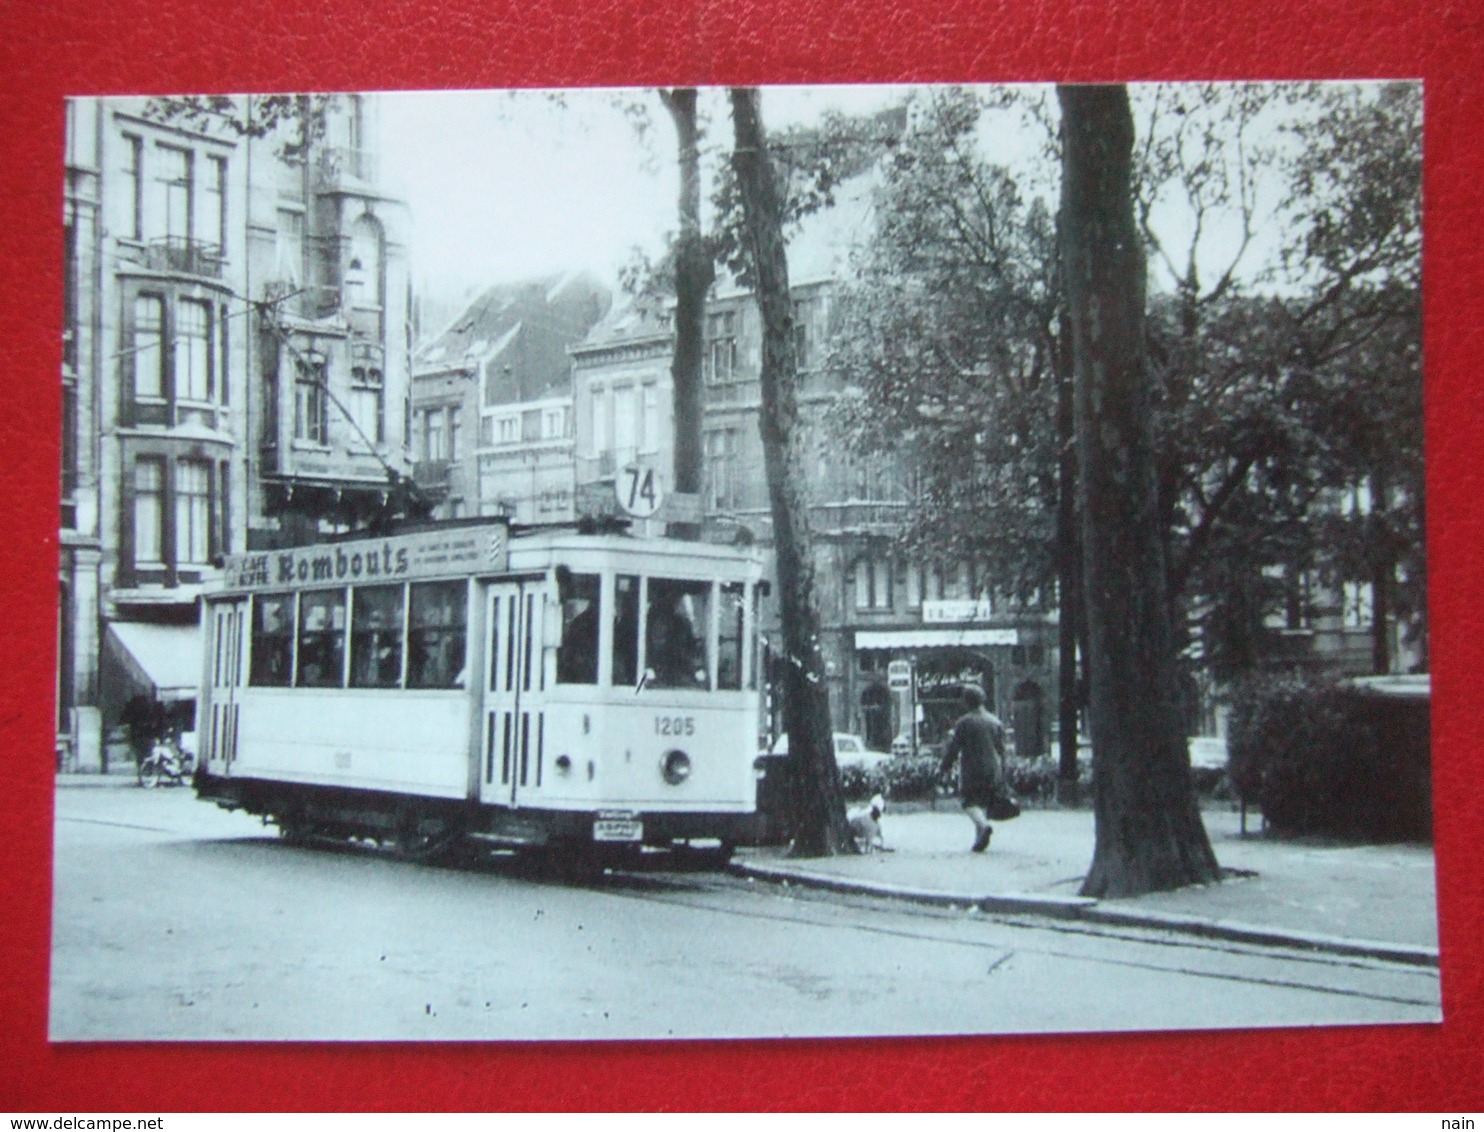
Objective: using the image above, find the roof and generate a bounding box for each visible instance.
[571,297,675,359]
[414,272,612,403]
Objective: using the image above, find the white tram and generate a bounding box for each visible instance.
[195,519,768,861]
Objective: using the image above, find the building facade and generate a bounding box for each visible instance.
[58,94,410,772]
[570,280,1059,758]
[411,274,609,523]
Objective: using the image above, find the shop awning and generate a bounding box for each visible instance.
[855,627,1019,650]
[103,621,201,703]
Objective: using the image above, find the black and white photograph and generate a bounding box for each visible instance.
[52,82,1435,1041]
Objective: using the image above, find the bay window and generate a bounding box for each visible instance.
[175,298,212,402]
[133,458,165,566]
[175,460,211,566]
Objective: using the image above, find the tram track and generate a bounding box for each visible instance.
[574,864,1442,1011]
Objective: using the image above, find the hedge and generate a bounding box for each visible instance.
[1226,669,1431,840]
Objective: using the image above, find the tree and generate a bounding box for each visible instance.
[827,87,1080,782]
[1057,83,1221,897]
[729,87,854,856]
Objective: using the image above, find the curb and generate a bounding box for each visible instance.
[730,860,1440,969]
[55,774,142,788]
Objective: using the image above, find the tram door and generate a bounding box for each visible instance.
[206,599,248,772]
[481,582,548,807]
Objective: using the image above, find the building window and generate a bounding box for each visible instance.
[448,406,462,459]
[1343,581,1374,629]
[132,294,166,400]
[705,310,738,383]
[175,298,212,402]
[61,382,78,528]
[157,144,193,242]
[63,199,79,372]
[122,134,143,241]
[275,208,304,283]
[793,298,813,369]
[544,406,566,440]
[175,459,212,566]
[424,408,445,460]
[590,386,608,456]
[205,155,226,252]
[498,415,518,445]
[350,367,384,444]
[134,458,165,566]
[705,429,737,510]
[296,589,347,688]
[854,557,892,611]
[294,358,328,444]
[907,565,924,609]
[613,386,637,459]
[640,383,659,453]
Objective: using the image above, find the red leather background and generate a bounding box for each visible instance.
[1,0,1479,1112]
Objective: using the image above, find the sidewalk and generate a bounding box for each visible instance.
[55,770,140,787]
[732,804,1440,966]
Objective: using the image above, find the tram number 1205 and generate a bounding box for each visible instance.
[655,715,696,737]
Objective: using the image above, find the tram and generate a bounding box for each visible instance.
[194,519,768,863]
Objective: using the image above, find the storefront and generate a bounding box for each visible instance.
[854,622,1054,759]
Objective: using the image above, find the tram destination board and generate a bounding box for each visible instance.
[219,523,511,593]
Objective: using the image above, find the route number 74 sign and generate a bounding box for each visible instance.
[617,464,664,518]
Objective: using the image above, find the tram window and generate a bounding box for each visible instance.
[556,570,600,685]
[250,593,294,686]
[350,584,404,689]
[717,582,745,690]
[611,574,640,687]
[407,580,466,689]
[296,590,346,688]
[646,578,710,689]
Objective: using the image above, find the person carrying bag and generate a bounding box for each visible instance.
[938,683,1019,851]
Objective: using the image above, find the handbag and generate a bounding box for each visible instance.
[986,785,1021,821]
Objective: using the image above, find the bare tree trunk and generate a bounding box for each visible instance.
[1057,84,1221,897]
[729,87,853,857]
[658,89,712,541]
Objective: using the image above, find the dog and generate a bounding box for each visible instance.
[848,793,887,853]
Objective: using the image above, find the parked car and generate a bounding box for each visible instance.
[768,731,894,769]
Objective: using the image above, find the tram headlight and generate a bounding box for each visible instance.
[661,748,692,785]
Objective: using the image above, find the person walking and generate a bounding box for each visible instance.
[938,683,1007,852]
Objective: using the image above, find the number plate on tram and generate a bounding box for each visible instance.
[594,811,643,842]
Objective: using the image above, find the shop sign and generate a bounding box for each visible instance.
[887,660,913,691]
[923,599,995,623]
[916,664,989,695]
[219,524,510,593]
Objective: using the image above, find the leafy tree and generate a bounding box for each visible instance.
[826,87,1085,784]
